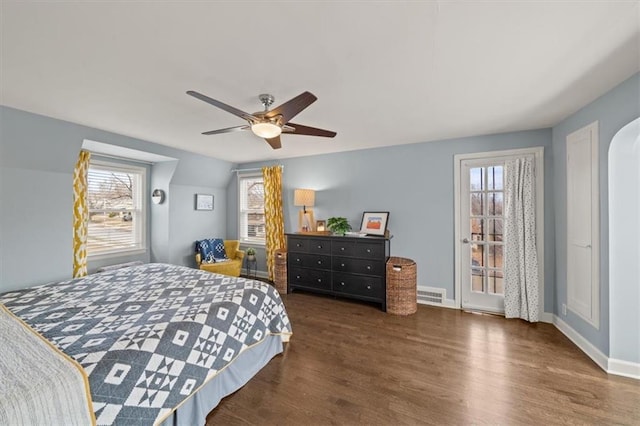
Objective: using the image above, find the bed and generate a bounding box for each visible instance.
[0,263,292,425]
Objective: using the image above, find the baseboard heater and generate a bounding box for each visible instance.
[417,287,445,306]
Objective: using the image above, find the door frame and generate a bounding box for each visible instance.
[454,147,545,315]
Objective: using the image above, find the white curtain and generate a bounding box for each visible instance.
[504,157,539,322]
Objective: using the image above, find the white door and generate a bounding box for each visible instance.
[566,122,599,327]
[460,160,505,313]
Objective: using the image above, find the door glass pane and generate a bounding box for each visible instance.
[487,166,503,190]
[488,192,503,215]
[471,218,484,242]
[471,268,484,292]
[470,167,484,190]
[488,270,504,294]
[487,219,503,241]
[488,244,503,268]
[471,243,484,267]
[471,193,483,215]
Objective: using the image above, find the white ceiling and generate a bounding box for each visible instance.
[1,1,639,163]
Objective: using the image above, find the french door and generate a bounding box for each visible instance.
[460,159,505,313]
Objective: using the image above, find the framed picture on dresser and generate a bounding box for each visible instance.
[360,211,389,236]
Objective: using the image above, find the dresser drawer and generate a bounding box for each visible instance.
[288,236,331,254]
[332,273,384,300]
[289,253,331,270]
[289,267,331,291]
[331,240,356,256]
[288,236,309,253]
[353,241,385,259]
[333,257,385,276]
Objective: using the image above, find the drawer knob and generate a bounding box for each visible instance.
[366,249,371,253]
[341,247,345,251]
[317,278,322,283]
[341,282,345,286]
[296,258,301,262]
[367,265,371,270]
[341,263,345,267]
[296,275,301,279]
[366,285,371,290]
[297,243,301,247]
[318,245,322,249]
[317,260,322,264]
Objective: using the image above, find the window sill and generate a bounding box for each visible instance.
[240,241,265,248]
[88,248,146,261]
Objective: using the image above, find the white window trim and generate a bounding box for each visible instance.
[237,172,266,246]
[454,147,545,317]
[87,159,147,259]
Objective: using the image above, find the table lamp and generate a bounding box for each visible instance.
[294,188,315,232]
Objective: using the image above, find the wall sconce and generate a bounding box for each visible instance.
[151,189,165,205]
[294,188,315,232]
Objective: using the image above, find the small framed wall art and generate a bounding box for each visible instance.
[195,193,214,210]
[359,211,389,236]
[316,220,326,232]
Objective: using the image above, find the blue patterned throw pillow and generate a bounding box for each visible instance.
[196,238,227,263]
[211,238,228,261]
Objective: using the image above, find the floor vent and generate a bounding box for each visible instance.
[417,287,445,305]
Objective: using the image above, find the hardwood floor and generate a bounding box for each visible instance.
[207,292,640,425]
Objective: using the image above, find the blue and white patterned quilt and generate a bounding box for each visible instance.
[0,263,292,425]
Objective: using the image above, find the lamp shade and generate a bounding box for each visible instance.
[294,189,315,207]
[251,122,282,139]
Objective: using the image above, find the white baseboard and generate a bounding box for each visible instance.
[608,358,640,380]
[442,298,457,308]
[553,315,609,371]
[255,270,270,280]
[539,312,554,323]
[417,298,457,309]
[552,315,640,380]
[243,270,270,280]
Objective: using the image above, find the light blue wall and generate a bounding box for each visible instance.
[552,72,640,358]
[150,161,178,263]
[229,129,554,309]
[0,106,233,292]
[168,184,228,267]
[609,117,640,365]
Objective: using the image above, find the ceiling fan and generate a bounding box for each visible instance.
[187,90,337,149]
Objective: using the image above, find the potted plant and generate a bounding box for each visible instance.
[246,247,256,261]
[327,217,352,236]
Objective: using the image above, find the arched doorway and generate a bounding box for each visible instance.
[609,117,640,371]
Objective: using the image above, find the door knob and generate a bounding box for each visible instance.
[462,238,470,244]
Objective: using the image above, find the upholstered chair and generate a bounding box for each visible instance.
[195,240,245,277]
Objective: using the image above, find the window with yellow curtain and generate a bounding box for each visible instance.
[86,159,146,257]
[238,173,266,245]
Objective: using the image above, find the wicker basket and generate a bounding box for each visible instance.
[274,249,288,294]
[386,257,417,315]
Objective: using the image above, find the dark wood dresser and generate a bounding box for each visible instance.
[286,233,391,311]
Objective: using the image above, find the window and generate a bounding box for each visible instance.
[238,174,265,244]
[87,160,146,257]
[469,165,504,295]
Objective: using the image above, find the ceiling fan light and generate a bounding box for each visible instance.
[251,122,282,139]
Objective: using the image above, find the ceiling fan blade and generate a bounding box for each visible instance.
[202,125,249,135]
[187,91,257,122]
[265,136,282,149]
[264,91,317,123]
[285,122,337,138]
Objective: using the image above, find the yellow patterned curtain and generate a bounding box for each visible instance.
[262,166,285,281]
[73,150,91,278]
